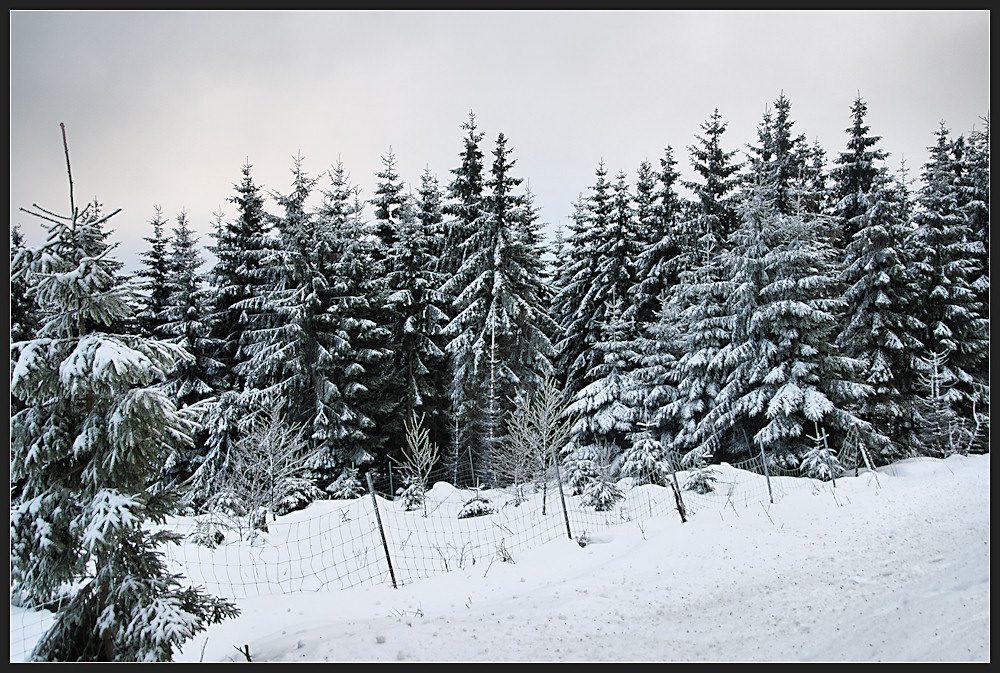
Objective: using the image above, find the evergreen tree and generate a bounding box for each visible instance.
[442,132,556,485]
[186,164,275,510]
[551,160,616,399]
[383,195,451,463]
[908,123,989,444]
[563,297,642,489]
[209,162,275,392]
[156,212,222,488]
[10,128,237,660]
[830,95,891,249]
[440,111,486,281]
[313,160,394,477]
[370,146,407,254]
[745,92,809,217]
[703,178,876,466]
[629,147,688,328]
[684,108,743,248]
[837,170,926,461]
[160,212,220,410]
[134,206,172,340]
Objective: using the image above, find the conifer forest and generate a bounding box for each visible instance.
[10,93,989,660]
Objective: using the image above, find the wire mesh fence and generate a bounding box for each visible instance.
[11,457,838,660]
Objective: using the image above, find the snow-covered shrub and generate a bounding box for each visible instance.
[582,478,623,511]
[396,482,426,512]
[458,494,496,519]
[799,446,843,481]
[188,520,226,549]
[684,466,720,494]
[274,476,326,516]
[325,466,365,500]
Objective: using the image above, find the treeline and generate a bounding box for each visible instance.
[8,94,990,660]
[13,97,991,499]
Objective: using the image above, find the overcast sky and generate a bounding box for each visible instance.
[10,10,990,273]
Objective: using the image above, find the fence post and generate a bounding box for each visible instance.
[365,472,398,589]
[667,455,687,523]
[759,443,774,504]
[549,445,573,540]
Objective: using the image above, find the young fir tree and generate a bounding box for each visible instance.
[134,206,173,340]
[704,177,877,467]
[908,123,989,447]
[836,144,925,463]
[829,95,890,250]
[442,132,556,485]
[10,127,237,660]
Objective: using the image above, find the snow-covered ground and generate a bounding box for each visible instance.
[11,453,989,662]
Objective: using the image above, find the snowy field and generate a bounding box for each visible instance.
[11,452,989,662]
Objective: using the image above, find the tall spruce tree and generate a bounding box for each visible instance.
[10,127,237,660]
[313,159,394,477]
[837,169,926,461]
[440,111,486,282]
[703,178,875,467]
[134,206,173,340]
[551,160,616,399]
[371,147,407,255]
[383,194,451,462]
[442,132,555,485]
[185,163,276,510]
[629,148,688,329]
[908,123,989,448]
[830,95,890,249]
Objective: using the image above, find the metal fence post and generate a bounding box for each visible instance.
[365,472,398,589]
[549,445,573,540]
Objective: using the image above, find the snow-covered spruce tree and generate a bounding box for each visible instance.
[660,111,743,467]
[836,167,926,462]
[745,92,809,218]
[155,211,223,489]
[628,147,690,329]
[184,163,275,510]
[563,297,642,492]
[234,154,340,503]
[160,211,221,410]
[442,132,556,486]
[383,195,451,465]
[663,236,735,468]
[10,224,42,421]
[371,146,407,255]
[10,127,237,660]
[703,177,878,467]
[908,123,989,446]
[829,94,889,250]
[439,110,486,283]
[311,159,394,478]
[551,160,617,401]
[133,206,173,340]
[208,161,275,392]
